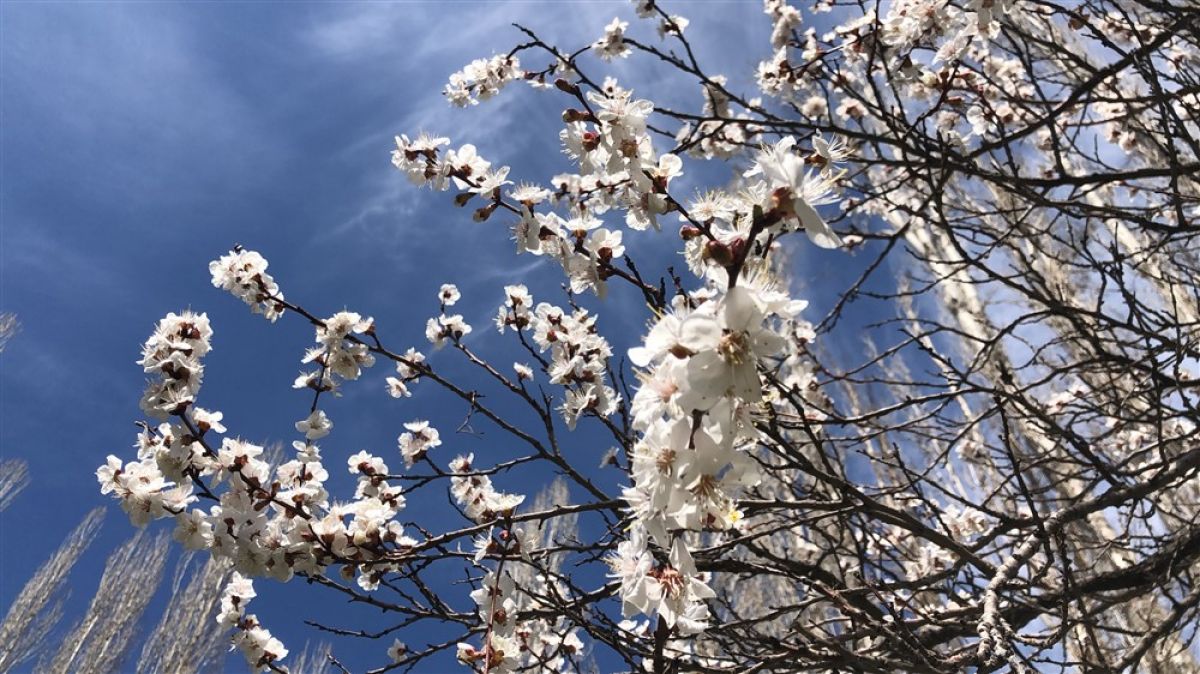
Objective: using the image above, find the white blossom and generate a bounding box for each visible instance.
[209,248,284,321]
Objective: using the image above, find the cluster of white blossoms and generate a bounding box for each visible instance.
[299,311,375,390]
[385,346,425,399]
[136,311,213,419]
[217,573,288,672]
[593,18,632,61]
[509,289,620,429]
[398,419,441,468]
[444,54,524,107]
[753,0,1033,157]
[209,247,284,322]
[631,0,690,40]
[98,249,445,664]
[633,0,690,41]
[96,446,193,529]
[456,528,585,673]
[426,307,473,349]
[450,453,526,523]
[612,274,818,633]
[391,135,507,199]
[671,80,757,160]
[610,528,716,635]
[98,313,216,526]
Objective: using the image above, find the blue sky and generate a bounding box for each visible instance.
[0,2,880,671]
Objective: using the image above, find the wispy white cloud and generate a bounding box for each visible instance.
[316,173,420,245]
[301,1,672,160]
[3,3,277,199]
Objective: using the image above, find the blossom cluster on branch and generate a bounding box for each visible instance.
[99,0,1200,671]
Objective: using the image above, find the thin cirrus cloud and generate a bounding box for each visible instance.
[3,3,279,205]
[1,2,273,419]
[299,3,622,287]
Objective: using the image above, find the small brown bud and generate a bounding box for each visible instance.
[562,108,594,123]
[668,343,696,359]
[705,239,735,266]
[473,203,498,222]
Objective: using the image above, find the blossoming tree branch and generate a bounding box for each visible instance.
[98,0,1200,672]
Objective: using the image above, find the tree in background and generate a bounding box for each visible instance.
[97,0,1200,672]
[0,457,323,674]
[0,459,29,515]
[0,314,18,354]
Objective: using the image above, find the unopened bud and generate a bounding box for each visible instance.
[668,344,695,359]
[555,78,580,95]
[562,108,593,123]
[679,225,702,240]
[473,203,499,222]
[705,239,735,266]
